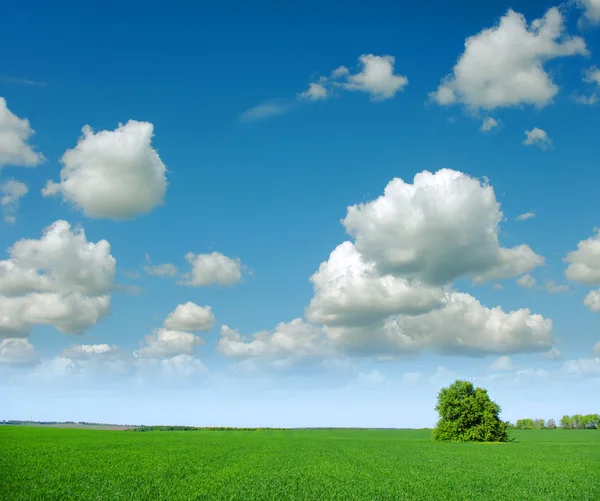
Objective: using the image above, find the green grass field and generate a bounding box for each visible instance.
[1,426,599,500]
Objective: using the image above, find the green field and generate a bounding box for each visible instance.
[1,426,599,500]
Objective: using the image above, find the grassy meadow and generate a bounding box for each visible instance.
[1,426,599,500]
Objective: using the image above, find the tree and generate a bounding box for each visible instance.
[432,380,509,442]
[515,418,535,430]
[533,419,545,430]
[546,419,556,430]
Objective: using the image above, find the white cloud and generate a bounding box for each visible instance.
[306,241,444,326]
[0,338,38,365]
[160,354,207,376]
[239,101,295,122]
[545,281,570,293]
[297,82,328,101]
[562,357,600,376]
[0,180,28,224]
[217,318,327,359]
[59,344,122,360]
[480,117,498,133]
[573,66,600,105]
[492,283,504,290]
[430,8,587,110]
[584,289,600,312]
[517,274,536,289]
[357,369,386,385]
[322,292,553,357]
[0,97,45,169]
[42,121,167,220]
[0,220,115,337]
[594,342,600,356]
[573,93,598,105]
[143,253,177,277]
[342,169,543,285]
[584,66,600,86]
[578,0,600,24]
[515,368,549,379]
[163,302,216,332]
[341,54,408,101]
[564,229,600,285]
[58,344,130,374]
[135,328,203,359]
[523,128,551,149]
[516,211,536,221]
[180,252,243,287]
[542,347,562,360]
[490,355,515,371]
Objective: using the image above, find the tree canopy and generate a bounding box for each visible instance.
[432,379,509,442]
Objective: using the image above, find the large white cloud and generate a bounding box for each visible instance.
[0,338,38,365]
[0,180,28,224]
[342,169,543,285]
[180,252,243,287]
[0,98,45,169]
[322,292,553,357]
[163,302,216,332]
[565,229,600,285]
[42,121,167,220]
[430,8,587,110]
[306,241,444,325]
[217,318,328,359]
[0,220,115,337]
[134,328,203,359]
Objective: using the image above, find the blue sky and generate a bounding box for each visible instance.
[1,0,600,427]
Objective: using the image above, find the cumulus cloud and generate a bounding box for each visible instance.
[0,180,28,224]
[523,128,551,149]
[297,82,328,101]
[578,0,600,24]
[180,252,243,287]
[517,274,537,289]
[306,241,444,326]
[584,289,600,312]
[573,66,600,105]
[135,328,203,359]
[480,117,498,133]
[564,229,600,285]
[0,220,115,337]
[516,211,536,221]
[430,8,587,110]
[562,357,600,376]
[342,169,543,285]
[217,318,328,359]
[0,97,45,169]
[490,355,516,371]
[0,338,38,365]
[42,121,167,220]
[323,292,553,357]
[163,302,216,332]
[594,342,600,356]
[160,354,207,376]
[143,253,177,277]
[340,54,408,101]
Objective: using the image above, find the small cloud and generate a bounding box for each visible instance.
[0,180,28,224]
[584,289,600,312]
[239,100,295,122]
[492,283,504,290]
[545,280,569,294]
[357,369,386,385]
[523,128,551,150]
[516,274,536,289]
[542,347,562,360]
[573,93,598,105]
[143,254,178,278]
[594,342,600,357]
[490,355,516,371]
[516,211,535,221]
[573,66,600,105]
[297,82,328,101]
[480,117,499,133]
[0,76,47,87]
[123,270,141,280]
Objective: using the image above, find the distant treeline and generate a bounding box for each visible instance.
[130,426,292,432]
[509,414,600,430]
[0,420,128,426]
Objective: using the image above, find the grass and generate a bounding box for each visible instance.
[1,426,599,500]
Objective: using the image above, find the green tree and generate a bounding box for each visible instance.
[546,418,556,429]
[432,380,509,442]
[515,418,535,430]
